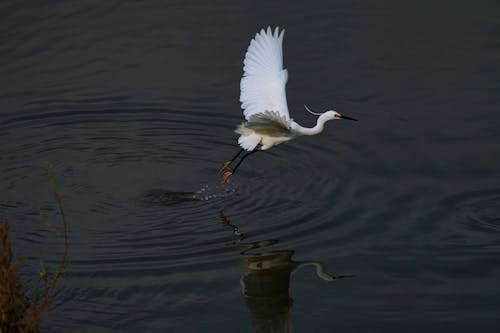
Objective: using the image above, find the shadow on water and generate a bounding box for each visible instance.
[141,184,238,206]
[139,190,354,332]
[141,189,198,205]
[220,212,353,333]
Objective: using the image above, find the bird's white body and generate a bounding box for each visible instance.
[236,110,340,151]
[237,27,345,151]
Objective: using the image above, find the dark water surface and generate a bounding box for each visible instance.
[1,1,500,332]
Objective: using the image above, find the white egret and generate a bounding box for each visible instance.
[220,27,357,184]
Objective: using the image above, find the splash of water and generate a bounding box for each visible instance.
[193,183,237,201]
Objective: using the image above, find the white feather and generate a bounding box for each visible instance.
[240,27,290,120]
[238,133,261,151]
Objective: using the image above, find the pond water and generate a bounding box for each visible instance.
[1,0,500,332]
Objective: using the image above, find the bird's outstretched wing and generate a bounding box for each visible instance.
[240,27,290,121]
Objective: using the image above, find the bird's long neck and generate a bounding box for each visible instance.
[294,113,330,136]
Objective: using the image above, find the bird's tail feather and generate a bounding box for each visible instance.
[238,133,260,151]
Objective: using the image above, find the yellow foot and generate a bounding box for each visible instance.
[221,171,233,184]
[219,161,232,173]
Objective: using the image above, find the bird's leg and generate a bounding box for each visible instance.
[219,148,244,173]
[221,150,258,184]
[232,150,258,174]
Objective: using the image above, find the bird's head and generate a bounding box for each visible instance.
[304,105,358,121]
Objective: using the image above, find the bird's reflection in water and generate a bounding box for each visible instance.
[220,212,352,333]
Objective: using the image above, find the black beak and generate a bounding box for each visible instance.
[339,114,358,121]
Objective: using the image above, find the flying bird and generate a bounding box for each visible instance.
[219,27,357,184]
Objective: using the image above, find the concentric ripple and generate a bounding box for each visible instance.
[0,94,358,329]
